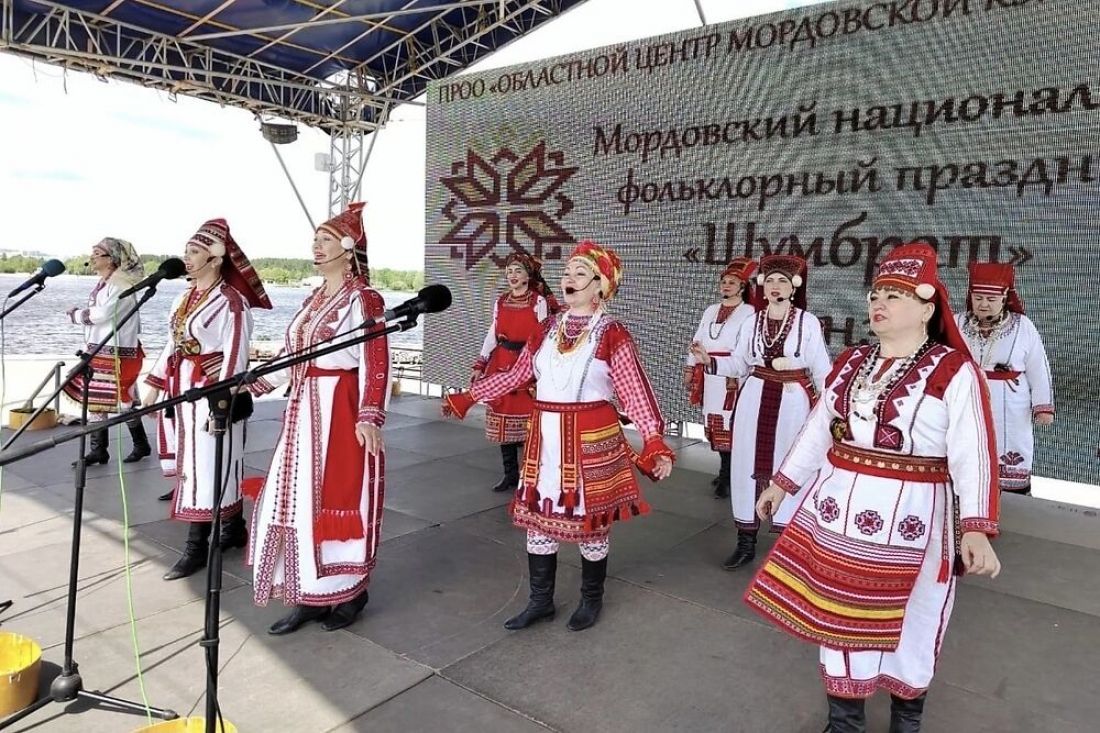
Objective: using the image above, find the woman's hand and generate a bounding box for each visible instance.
[470,367,482,384]
[689,341,709,365]
[652,455,673,480]
[356,423,383,455]
[756,483,788,520]
[1034,412,1054,427]
[960,532,1001,578]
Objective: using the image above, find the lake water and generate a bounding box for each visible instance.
[0,274,423,355]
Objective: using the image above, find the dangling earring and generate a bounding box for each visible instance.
[343,253,354,281]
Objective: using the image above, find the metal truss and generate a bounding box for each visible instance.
[0,0,585,135]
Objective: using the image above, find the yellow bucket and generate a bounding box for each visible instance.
[0,632,42,717]
[133,718,237,733]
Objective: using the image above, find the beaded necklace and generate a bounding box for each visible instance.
[849,340,933,422]
[171,279,221,350]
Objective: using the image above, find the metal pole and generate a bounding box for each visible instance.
[268,141,316,231]
[692,0,708,26]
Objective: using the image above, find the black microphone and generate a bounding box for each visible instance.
[373,284,451,324]
[116,257,186,299]
[7,259,65,298]
[564,274,600,295]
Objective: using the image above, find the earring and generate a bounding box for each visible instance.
[343,255,354,280]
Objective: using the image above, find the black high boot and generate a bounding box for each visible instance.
[713,451,731,498]
[122,416,151,463]
[163,521,211,580]
[504,553,557,630]
[492,442,521,492]
[219,511,248,551]
[322,588,370,631]
[722,530,757,570]
[822,695,867,733]
[73,428,110,467]
[889,693,926,733]
[158,488,175,502]
[268,605,330,636]
[567,556,607,631]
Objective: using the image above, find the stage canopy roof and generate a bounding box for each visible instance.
[1,0,588,132]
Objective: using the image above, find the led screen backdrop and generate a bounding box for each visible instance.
[425,0,1099,486]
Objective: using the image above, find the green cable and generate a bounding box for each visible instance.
[111,298,154,724]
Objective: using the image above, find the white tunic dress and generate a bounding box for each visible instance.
[685,301,755,451]
[712,308,832,529]
[744,343,999,699]
[146,282,253,521]
[956,312,1054,491]
[248,281,391,607]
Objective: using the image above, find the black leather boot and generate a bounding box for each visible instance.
[73,428,110,467]
[714,451,731,498]
[504,553,557,630]
[321,588,370,631]
[889,693,926,733]
[823,695,867,733]
[219,512,248,551]
[158,488,175,501]
[122,416,151,463]
[268,605,330,635]
[163,521,211,580]
[492,442,521,492]
[722,530,757,570]
[567,556,607,631]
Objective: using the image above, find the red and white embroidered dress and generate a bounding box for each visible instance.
[474,290,552,444]
[712,308,832,529]
[469,312,671,543]
[64,276,145,413]
[146,281,253,521]
[744,344,999,699]
[956,312,1054,491]
[248,280,390,607]
[685,301,755,451]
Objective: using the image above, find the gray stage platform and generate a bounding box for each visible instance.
[0,394,1096,732]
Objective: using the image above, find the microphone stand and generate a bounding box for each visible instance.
[0,284,48,320]
[0,285,178,730]
[0,314,421,733]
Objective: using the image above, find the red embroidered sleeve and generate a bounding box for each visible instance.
[356,288,390,427]
[603,322,664,440]
[470,320,549,403]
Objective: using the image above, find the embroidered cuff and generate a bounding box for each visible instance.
[960,517,999,536]
[80,309,94,326]
[1032,404,1055,416]
[357,407,386,428]
[704,357,717,375]
[773,471,801,495]
[635,436,675,481]
[248,376,277,397]
[145,374,167,390]
[442,391,476,420]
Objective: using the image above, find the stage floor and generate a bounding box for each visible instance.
[0,394,1097,732]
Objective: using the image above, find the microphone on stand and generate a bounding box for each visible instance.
[116,258,186,299]
[371,284,452,325]
[7,259,65,298]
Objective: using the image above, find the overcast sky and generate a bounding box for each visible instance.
[0,0,827,269]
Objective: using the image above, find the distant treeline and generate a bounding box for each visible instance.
[8,253,426,291]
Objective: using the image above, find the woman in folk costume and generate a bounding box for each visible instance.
[472,253,559,493]
[248,203,390,635]
[691,254,832,570]
[956,262,1054,495]
[443,241,674,632]
[684,257,757,498]
[144,219,271,581]
[63,238,151,465]
[747,244,1002,733]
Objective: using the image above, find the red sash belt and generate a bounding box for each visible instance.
[532,399,610,413]
[304,366,366,542]
[752,366,810,383]
[984,369,1022,381]
[828,441,949,482]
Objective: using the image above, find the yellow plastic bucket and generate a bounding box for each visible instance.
[133,718,237,733]
[0,632,42,717]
